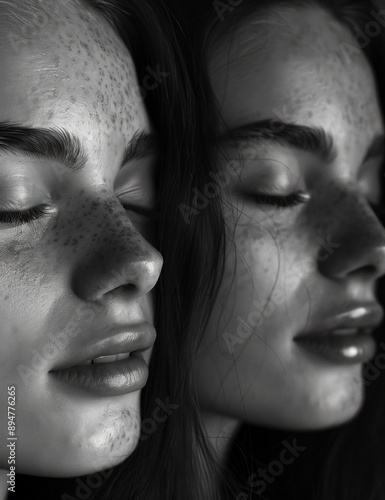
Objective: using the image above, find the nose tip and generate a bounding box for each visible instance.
[318,205,385,281]
[71,195,164,302]
[369,245,385,279]
[137,247,163,297]
[93,241,163,302]
[74,240,163,303]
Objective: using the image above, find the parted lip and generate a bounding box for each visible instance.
[294,303,384,339]
[50,323,156,371]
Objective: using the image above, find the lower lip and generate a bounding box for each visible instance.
[294,333,376,365]
[50,353,148,396]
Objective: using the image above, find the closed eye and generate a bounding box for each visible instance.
[244,191,310,208]
[0,204,52,226]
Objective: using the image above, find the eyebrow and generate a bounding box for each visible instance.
[219,120,338,163]
[0,122,157,171]
[220,120,385,166]
[121,130,158,166]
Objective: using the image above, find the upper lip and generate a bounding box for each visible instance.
[295,303,384,339]
[50,323,156,371]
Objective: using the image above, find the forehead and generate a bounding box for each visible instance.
[0,0,149,159]
[208,5,383,140]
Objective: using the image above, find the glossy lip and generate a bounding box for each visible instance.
[50,351,149,396]
[293,304,383,365]
[294,303,384,339]
[294,332,376,365]
[50,323,156,371]
[49,324,155,396]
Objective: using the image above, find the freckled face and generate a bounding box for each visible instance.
[195,6,385,431]
[0,1,162,476]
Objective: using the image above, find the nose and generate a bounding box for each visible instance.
[318,194,385,281]
[72,194,163,302]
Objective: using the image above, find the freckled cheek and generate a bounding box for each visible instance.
[0,245,60,366]
[228,225,284,293]
[0,237,55,301]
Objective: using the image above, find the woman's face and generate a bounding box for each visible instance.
[195,5,385,432]
[0,1,162,476]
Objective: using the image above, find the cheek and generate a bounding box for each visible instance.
[212,225,281,351]
[0,242,57,369]
[227,222,289,298]
[0,233,52,305]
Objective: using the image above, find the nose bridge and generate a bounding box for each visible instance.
[317,190,385,279]
[71,190,163,301]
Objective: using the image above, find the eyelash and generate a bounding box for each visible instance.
[0,202,159,228]
[250,192,310,208]
[0,205,51,226]
[249,195,385,220]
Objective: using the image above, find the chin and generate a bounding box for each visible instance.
[13,417,140,478]
[283,382,365,431]
[242,375,366,432]
[248,402,363,433]
[17,441,137,478]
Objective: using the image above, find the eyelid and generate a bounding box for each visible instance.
[240,190,310,209]
[0,204,52,226]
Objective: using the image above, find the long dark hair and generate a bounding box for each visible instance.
[86,1,227,499]
[83,0,227,499]
[162,0,385,499]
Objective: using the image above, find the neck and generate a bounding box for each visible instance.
[0,469,8,500]
[202,412,241,467]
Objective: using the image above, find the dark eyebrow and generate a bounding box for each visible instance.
[0,122,87,171]
[219,120,338,164]
[121,130,158,167]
